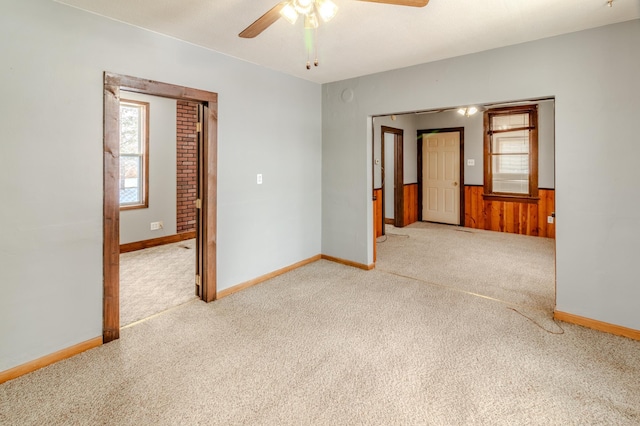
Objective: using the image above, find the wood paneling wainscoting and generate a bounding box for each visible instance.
[373,185,417,233]
[464,186,555,238]
[373,188,383,238]
[403,183,419,226]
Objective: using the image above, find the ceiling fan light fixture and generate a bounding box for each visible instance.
[316,0,338,22]
[280,3,299,24]
[293,0,314,15]
[304,12,319,29]
[281,0,335,27]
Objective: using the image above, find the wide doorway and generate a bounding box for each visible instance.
[371,98,556,314]
[103,73,218,343]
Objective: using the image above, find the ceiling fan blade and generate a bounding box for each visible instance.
[358,0,429,7]
[239,2,287,38]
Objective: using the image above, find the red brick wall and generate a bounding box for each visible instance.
[176,101,198,233]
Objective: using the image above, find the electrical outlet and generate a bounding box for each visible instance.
[467,159,475,166]
[257,174,263,185]
[150,221,163,230]
[547,216,554,224]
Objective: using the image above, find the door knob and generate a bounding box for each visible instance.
[453,182,458,186]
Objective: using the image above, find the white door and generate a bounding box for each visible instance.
[422,132,460,224]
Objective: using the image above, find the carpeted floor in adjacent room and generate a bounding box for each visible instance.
[120,238,197,326]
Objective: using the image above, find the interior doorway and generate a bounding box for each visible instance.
[103,72,218,343]
[117,92,200,327]
[371,98,556,314]
[381,126,404,230]
[417,128,464,225]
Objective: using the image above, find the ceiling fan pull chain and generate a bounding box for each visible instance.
[313,27,319,67]
[306,28,311,69]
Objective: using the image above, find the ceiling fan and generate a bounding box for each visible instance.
[239,0,430,39]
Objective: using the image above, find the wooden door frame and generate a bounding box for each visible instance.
[417,127,465,225]
[381,126,404,228]
[103,72,218,343]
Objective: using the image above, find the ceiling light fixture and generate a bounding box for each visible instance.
[280,4,299,24]
[279,0,339,69]
[457,106,479,117]
[316,0,339,21]
[281,0,338,25]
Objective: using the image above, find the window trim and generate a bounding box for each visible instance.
[483,104,538,202]
[119,99,149,210]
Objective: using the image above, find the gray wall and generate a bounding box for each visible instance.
[537,101,555,189]
[120,92,177,244]
[0,0,321,371]
[414,99,555,188]
[322,20,640,330]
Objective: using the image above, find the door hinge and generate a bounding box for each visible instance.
[195,198,202,209]
[195,274,201,286]
[196,122,202,133]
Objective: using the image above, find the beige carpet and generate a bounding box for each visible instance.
[120,239,197,326]
[377,222,556,312]
[2,229,639,424]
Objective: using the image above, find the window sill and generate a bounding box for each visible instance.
[120,204,148,211]
[482,194,539,204]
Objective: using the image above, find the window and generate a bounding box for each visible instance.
[119,100,149,209]
[484,105,538,200]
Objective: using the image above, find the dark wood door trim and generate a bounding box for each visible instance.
[393,132,404,228]
[380,131,386,234]
[417,127,465,225]
[195,103,204,298]
[103,72,218,343]
[103,78,120,343]
[381,126,404,228]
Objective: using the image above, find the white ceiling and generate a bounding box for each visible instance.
[55,0,639,84]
